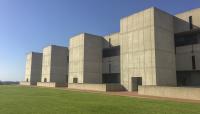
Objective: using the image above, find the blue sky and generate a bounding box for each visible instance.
[0,0,200,81]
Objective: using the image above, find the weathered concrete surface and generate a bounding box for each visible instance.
[40,45,68,86]
[120,7,177,91]
[37,82,68,87]
[68,83,125,91]
[68,33,103,84]
[37,82,56,87]
[20,81,31,86]
[21,52,42,85]
[176,44,200,71]
[175,8,200,33]
[138,85,200,100]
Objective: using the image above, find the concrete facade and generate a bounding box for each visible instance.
[103,33,120,76]
[138,86,200,100]
[22,7,200,99]
[67,7,200,92]
[68,33,103,84]
[120,8,177,91]
[37,45,69,87]
[21,52,42,85]
[68,83,124,92]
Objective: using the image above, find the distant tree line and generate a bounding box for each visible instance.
[0,80,19,85]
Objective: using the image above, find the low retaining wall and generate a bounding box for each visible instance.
[37,82,67,87]
[138,86,200,100]
[20,81,31,86]
[37,82,56,87]
[68,83,125,92]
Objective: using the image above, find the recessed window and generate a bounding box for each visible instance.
[189,16,193,30]
[44,78,47,82]
[109,38,111,47]
[103,46,120,58]
[109,64,111,73]
[192,55,196,70]
[73,78,78,83]
[26,78,29,82]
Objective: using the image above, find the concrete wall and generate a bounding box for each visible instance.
[175,8,200,33]
[104,33,120,48]
[68,83,125,91]
[24,52,42,85]
[20,81,31,86]
[84,34,103,83]
[69,33,103,84]
[37,82,56,87]
[41,45,68,84]
[154,8,177,86]
[176,44,200,71]
[120,7,155,91]
[68,34,84,83]
[41,46,51,82]
[120,7,176,91]
[50,46,68,84]
[138,85,200,100]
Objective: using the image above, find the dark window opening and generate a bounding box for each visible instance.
[73,78,78,83]
[192,55,196,70]
[102,73,120,83]
[103,46,120,58]
[174,32,200,47]
[109,38,111,47]
[177,71,200,86]
[26,78,29,82]
[189,16,193,30]
[109,64,111,73]
[67,56,69,62]
[44,78,47,82]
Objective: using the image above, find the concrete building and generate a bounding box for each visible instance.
[67,7,200,99]
[68,33,103,84]
[68,7,177,91]
[20,52,42,85]
[37,45,69,87]
[22,7,200,100]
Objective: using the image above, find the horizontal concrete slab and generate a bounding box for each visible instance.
[20,81,31,86]
[68,83,125,92]
[138,85,200,100]
[37,82,67,87]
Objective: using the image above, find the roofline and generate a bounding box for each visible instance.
[69,32,103,39]
[175,7,200,16]
[25,51,42,55]
[120,6,156,20]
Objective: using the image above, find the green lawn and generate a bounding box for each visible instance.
[0,86,200,114]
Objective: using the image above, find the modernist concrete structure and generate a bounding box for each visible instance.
[68,7,178,91]
[37,45,69,87]
[20,52,42,85]
[22,7,200,99]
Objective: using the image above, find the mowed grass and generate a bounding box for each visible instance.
[0,86,200,114]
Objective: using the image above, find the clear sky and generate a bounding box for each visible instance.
[0,0,200,81]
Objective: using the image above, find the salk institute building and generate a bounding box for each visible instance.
[20,7,200,100]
